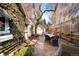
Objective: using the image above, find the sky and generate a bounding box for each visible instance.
[40,3,57,24]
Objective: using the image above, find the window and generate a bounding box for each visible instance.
[0,17,10,35]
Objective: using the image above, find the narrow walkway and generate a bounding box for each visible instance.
[32,35,58,56]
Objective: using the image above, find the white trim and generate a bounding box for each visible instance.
[0,34,13,42]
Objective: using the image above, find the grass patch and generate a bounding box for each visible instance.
[15,47,33,56]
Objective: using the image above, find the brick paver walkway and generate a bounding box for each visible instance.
[32,35,58,56]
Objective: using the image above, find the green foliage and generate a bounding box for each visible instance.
[24,47,33,56]
[15,47,33,56]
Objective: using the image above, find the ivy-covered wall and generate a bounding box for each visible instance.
[0,3,25,40]
[0,3,26,55]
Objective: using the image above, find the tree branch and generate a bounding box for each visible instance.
[36,10,55,25]
[37,4,58,25]
[32,3,58,25]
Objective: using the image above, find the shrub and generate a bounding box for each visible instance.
[15,47,33,56]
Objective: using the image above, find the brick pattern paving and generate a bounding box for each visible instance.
[32,35,58,56]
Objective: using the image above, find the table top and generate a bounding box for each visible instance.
[45,34,55,37]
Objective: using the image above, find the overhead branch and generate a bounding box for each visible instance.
[54,3,58,12]
[36,4,58,25]
[39,4,42,12]
[36,9,55,25]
